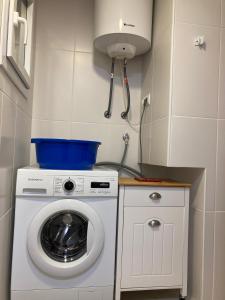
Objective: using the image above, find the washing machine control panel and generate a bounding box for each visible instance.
[53,176,117,196]
[54,177,84,195]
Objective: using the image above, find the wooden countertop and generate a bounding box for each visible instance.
[119,178,191,188]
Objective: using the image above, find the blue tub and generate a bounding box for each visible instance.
[31,138,101,170]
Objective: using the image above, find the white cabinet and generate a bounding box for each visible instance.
[121,207,184,289]
[141,0,220,168]
[116,185,190,299]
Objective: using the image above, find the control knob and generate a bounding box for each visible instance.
[64,180,75,192]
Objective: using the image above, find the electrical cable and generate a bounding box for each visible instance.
[104,58,115,118]
[121,59,131,119]
[139,99,148,176]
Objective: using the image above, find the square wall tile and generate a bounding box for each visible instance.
[188,208,204,300]
[0,93,2,129]
[153,0,174,44]
[14,109,31,170]
[0,210,12,300]
[72,51,142,125]
[0,94,16,169]
[33,48,74,121]
[141,124,150,164]
[0,168,13,217]
[172,23,220,118]
[35,0,76,51]
[169,117,217,167]
[151,29,172,121]
[218,29,225,119]
[149,118,169,166]
[141,51,153,123]
[32,119,70,139]
[169,117,217,211]
[213,212,225,300]
[175,0,221,26]
[216,120,225,211]
[74,0,94,53]
[222,0,225,27]
[202,212,215,300]
[0,95,16,215]
[13,109,32,205]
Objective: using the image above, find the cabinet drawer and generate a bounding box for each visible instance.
[124,187,184,207]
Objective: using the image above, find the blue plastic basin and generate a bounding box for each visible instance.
[31,138,101,170]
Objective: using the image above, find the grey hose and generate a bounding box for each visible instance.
[120,143,128,168]
[95,162,143,178]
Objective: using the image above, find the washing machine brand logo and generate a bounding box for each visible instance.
[28,178,43,181]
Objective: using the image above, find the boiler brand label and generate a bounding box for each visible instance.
[123,23,135,27]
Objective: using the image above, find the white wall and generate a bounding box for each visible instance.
[0,69,33,299]
[31,0,143,169]
[142,1,225,300]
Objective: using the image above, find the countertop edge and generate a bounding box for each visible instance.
[118,178,191,188]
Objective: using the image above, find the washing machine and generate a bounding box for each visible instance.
[11,167,118,300]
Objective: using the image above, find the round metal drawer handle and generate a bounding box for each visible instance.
[148,220,161,228]
[149,192,161,200]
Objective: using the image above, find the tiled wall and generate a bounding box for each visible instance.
[142,1,225,300]
[31,0,143,169]
[0,68,33,299]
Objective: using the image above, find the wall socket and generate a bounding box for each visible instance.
[142,93,151,106]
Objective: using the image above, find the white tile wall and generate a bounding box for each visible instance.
[202,212,215,300]
[35,0,76,51]
[213,212,225,300]
[169,117,217,211]
[0,68,33,298]
[149,118,169,166]
[222,0,225,27]
[32,0,143,169]
[33,48,74,121]
[218,29,225,119]
[187,209,204,300]
[142,1,225,299]
[74,0,94,53]
[175,0,221,26]
[216,120,225,211]
[172,22,220,118]
[0,210,12,300]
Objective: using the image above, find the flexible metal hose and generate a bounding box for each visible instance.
[104,58,115,118]
[121,59,131,119]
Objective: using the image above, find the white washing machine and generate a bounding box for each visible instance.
[11,167,118,300]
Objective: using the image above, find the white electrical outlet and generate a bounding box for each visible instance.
[142,93,151,106]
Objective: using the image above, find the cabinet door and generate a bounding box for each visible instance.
[121,207,184,289]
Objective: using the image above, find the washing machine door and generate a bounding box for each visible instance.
[27,199,104,278]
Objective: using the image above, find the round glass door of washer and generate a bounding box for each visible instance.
[27,199,104,278]
[41,211,88,263]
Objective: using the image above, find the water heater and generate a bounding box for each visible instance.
[94,0,153,59]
